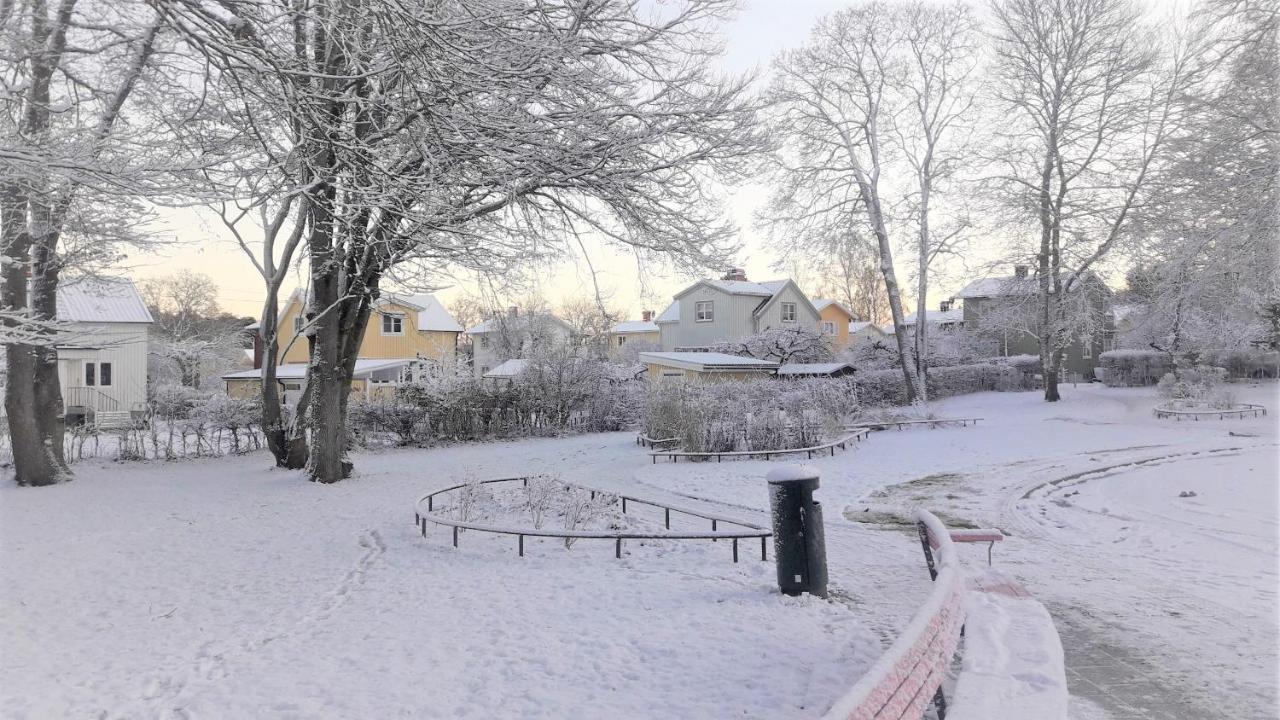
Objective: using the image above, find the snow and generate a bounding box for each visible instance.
[482,358,528,378]
[2,381,1276,718]
[609,320,659,334]
[655,300,680,323]
[221,357,418,380]
[766,464,821,483]
[950,577,1069,720]
[55,277,154,324]
[776,362,855,376]
[638,351,779,370]
[901,307,964,326]
[382,292,463,333]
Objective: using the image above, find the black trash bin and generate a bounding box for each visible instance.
[767,465,829,598]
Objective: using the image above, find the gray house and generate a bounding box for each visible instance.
[465,309,574,378]
[954,266,1114,377]
[655,270,822,351]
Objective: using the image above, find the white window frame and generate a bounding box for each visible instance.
[479,335,490,349]
[822,321,836,335]
[381,312,406,336]
[1081,335,1093,359]
[781,302,797,323]
[617,335,627,346]
[695,301,714,322]
[84,362,96,387]
[99,362,112,387]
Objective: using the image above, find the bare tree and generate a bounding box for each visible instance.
[1,0,164,485]
[162,0,762,482]
[988,0,1198,401]
[764,1,979,403]
[710,326,834,364]
[142,271,248,388]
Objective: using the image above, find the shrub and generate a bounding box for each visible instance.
[1098,350,1174,387]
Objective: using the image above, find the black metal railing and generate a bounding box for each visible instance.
[415,477,772,563]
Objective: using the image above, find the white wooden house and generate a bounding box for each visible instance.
[55,278,153,425]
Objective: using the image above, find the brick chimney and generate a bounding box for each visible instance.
[641,309,653,322]
[721,267,748,282]
[1014,265,1029,279]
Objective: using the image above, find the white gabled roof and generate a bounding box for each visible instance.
[56,277,153,324]
[812,298,855,318]
[610,320,659,334]
[639,351,779,373]
[222,358,417,380]
[381,293,463,333]
[849,321,881,333]
[483,358,528,379]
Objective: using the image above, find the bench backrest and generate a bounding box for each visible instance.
[823,511,966,720]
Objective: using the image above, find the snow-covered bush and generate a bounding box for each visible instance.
[1098,350,1175,386]
[639,378,856,453]
[850,362,1028,406]
[1157,366,1233,408]
[1198,349,1280,379]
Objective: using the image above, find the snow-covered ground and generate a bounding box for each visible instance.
[1,381,1276,718]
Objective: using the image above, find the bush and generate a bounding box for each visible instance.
[851,362,1029,406]
[640,378,856,454]
[1098,350,1174,387]
[1198,349,1280,379]
[1157,366,1234,409]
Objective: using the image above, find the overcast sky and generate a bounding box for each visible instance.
[125,0,1173,321]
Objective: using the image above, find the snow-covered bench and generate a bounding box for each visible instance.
[822,511,1067,720]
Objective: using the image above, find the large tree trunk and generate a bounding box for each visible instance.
[1,184,69,486]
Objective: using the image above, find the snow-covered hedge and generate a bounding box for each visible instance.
[853,362,1030,406]
[641,378,855,453]
[350,362,640,447]
[1198,349,1280,379]
[1097,350,1174,386]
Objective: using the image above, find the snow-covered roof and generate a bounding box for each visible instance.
[849,321,881,334]
[222,358,417,380]
[812,298,855,317]
[955,271,1107,299]
[700,279,781,297]
[483,358,528,379]
[610,320,659,334]
[655,301,680,324]
[776,362,856,376]
[903,309,964,327]
[381,293,463,332]
[56,277,153,324]
[639,351,779,373]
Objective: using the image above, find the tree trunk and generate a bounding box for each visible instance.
[1,185,69,486]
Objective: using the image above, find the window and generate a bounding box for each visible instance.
[480,366,490,375]
[479,335,490,349]
[294,315,304,333]
[85,363,96,387]
[695,301,714,322]
[781,302,797,322]
[381,312,405,335]
[1081,336,1092,359]
[618,335,627,346]
[99,362,112,387]
[822,321,836,335]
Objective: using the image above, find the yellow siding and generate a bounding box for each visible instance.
[819,305,854,349]
[609,330,660,357]
[278,297,458,364]
[643,363,772,382]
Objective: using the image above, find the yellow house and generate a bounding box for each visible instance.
[276,290,461,366]
[224,290,462,401]
[639,351,778,381]
[812,299,858,350]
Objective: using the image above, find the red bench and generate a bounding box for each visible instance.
[823,511,1067,720]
